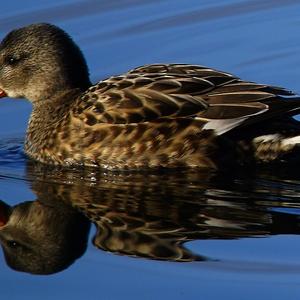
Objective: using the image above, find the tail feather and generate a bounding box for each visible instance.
[252,133,300,163]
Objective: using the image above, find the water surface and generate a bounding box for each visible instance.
[1,1,300,299]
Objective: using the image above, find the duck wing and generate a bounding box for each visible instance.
[74,63,299,134]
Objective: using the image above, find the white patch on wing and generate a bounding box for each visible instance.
[201,106,269,135]
[202,117,246,135]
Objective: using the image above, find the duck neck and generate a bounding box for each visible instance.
[30,88,82,124]
[25,88,83,155]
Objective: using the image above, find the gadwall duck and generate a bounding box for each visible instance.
[0,23,300,170]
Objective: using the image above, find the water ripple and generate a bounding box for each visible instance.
[0,138,25,165]
[92,0,300,38]
[0,0,155,35]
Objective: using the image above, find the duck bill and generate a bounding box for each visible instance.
[0,89,6,98]
[0,201,11,227]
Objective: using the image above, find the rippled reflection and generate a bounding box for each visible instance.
[0,162,300,275]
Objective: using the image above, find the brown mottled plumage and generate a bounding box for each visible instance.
[0,23,300,169]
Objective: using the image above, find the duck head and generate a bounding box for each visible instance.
[0,23,91,103]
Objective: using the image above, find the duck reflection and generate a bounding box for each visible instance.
[0,163,300,275]
[0,197,90,275]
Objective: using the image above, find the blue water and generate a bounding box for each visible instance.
[1,0,300,299]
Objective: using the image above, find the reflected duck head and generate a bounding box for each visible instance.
[0,199,91,275]
[0,23,91,103]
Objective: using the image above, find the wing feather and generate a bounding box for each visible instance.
[73,63,299,134]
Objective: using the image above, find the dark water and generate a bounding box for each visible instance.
[1,0,300,299]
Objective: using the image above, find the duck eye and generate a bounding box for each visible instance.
[5,55,21,65]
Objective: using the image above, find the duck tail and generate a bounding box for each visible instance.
[252,132,300,163]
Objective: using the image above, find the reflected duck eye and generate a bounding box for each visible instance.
[7,240,21,248]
